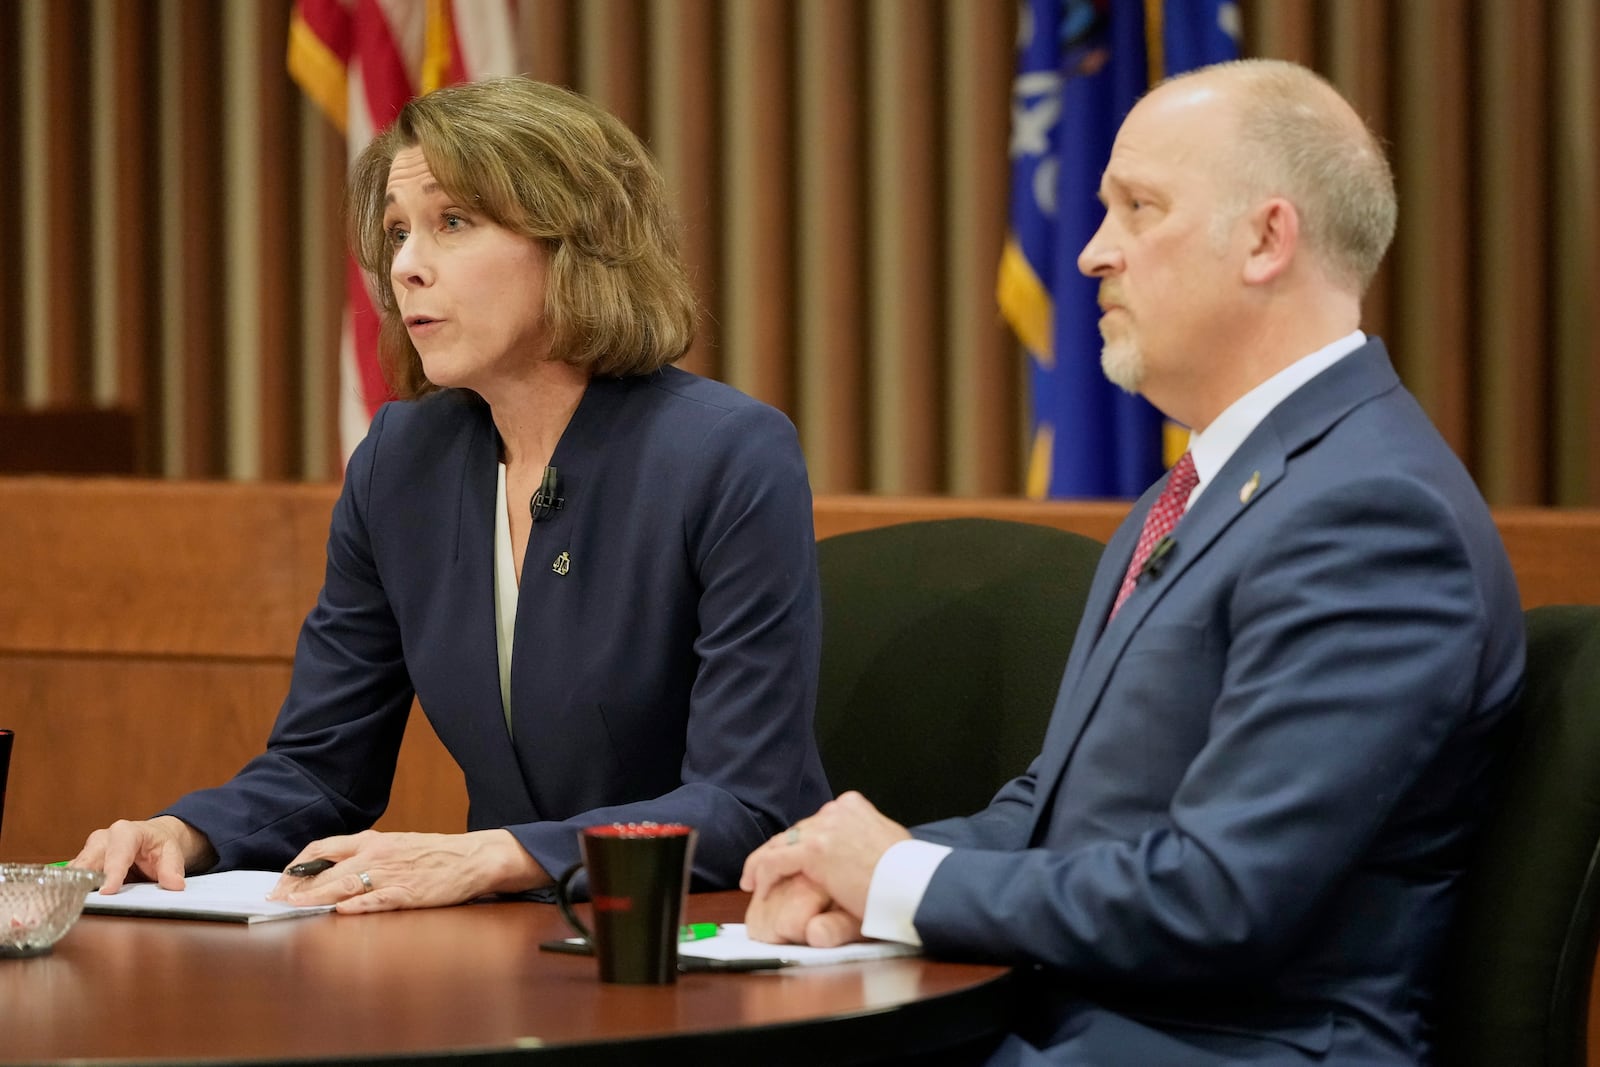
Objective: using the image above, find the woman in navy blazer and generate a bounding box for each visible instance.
[75,78,830,912]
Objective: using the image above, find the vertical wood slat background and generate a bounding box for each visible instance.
[0,1,1595,503]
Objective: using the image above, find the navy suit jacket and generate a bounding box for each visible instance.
[911,341,1524,1065]
[167,367,830,889]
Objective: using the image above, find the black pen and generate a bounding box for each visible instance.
[286,858,336,878]
[677,956,794,972]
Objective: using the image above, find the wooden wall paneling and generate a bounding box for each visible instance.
[0,408,139,475]
[313,117,346,481]
[1242,0,1318,67]
[257,0,303,481]
[795,0,868,492]
[89,0,117,407]
[1474,0,1551,504]
[720,0,796,412]
[0,3,20,404]
[579,0,650,142]
[866,0,944,493]
[1321,0,1394,345]
[223,1,263,480]
[5,1,1597,504]
[0,659,464,863]
[942,0,1018,496]
[1391,0,1473,459]
[1492,509,1600,614]
[42,0,95,405]
[0,658,293,862]
[3,479,1598,618]
[156,0,182,475]
[648,0,721,382]
[111,0,162,475]
[19,2,45,405]
[521,0,578,88]
[1549,0,1600,504]
[0,479,336,659]
[175,1,227,478]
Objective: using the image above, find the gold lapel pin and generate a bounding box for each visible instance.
[1239,471,1261,505]
[552,551,571,576]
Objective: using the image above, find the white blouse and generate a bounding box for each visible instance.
[492,462,519,735]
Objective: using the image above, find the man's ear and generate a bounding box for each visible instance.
[1241,197,1298,285]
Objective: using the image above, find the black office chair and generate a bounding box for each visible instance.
[814,518,1104,829]
[1437,604,1600,1066]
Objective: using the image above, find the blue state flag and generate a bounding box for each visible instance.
[999,0,1241,499]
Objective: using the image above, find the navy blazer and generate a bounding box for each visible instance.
[911,340,1525,1065]
[167,367,830,889]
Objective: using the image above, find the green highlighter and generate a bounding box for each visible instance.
[679,923,719,942]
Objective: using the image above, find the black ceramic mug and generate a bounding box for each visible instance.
[554,822,697,984]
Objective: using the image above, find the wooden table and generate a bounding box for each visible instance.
[2,891,1013,1065]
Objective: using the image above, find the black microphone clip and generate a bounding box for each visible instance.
[1139,536,1177,582]
[530,465,564,523]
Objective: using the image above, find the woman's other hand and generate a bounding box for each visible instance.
[267,829,549,913]
[71,815,217,894]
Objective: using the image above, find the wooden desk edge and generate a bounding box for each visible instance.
[6,893,1015,1066]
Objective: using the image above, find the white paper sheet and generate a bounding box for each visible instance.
[677,923,919,966]
[84,870,335,924]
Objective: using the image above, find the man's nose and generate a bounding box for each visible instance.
[1078,218,1121,278]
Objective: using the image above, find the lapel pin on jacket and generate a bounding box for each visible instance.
[552,551,571,575]
[1239,471,1262,505]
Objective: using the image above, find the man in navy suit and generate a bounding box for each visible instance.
[742,59,1524,1065]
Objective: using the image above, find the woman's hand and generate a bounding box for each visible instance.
[71,815,218,894]
[267,829,549,914]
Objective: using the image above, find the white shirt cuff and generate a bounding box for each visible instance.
[860,838,952,946]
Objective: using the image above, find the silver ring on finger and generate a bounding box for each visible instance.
[358,871,374,894]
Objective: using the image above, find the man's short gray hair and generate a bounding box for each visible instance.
[1179,59,1398,294]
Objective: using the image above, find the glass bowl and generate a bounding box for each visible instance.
[1,864,104,958]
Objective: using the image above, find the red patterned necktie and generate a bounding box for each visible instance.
[1110,451,1199,619]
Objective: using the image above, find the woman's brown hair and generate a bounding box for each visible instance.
[348,77,697,398]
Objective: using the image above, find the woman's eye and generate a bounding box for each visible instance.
[443,213,465,230]
[386,225,408,248]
